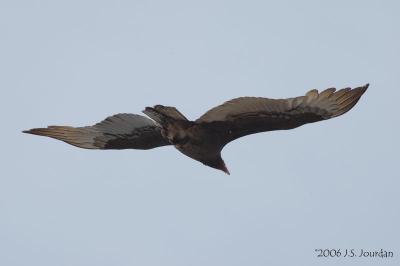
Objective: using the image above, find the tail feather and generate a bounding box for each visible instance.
[143,105,188,126]
[153,105,188,121]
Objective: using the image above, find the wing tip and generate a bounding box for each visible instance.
[22,128,44,135]
[357,83,369,93]
[21,127,58,139]
[331,83,369,117]
[351,83,369,98]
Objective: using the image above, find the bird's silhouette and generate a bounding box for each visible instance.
[24,84,368,174]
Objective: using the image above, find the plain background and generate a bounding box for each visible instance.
[1,1,399,265]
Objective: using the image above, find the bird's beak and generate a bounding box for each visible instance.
[220,163,230,175]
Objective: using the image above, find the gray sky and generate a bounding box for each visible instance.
[1,1,399,265]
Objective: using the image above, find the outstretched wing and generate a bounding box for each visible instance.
[23,113,170,150]
[196,84,368,146]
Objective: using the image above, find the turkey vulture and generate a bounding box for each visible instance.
[23,84,368,174]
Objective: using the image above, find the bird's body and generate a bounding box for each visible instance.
[24,84,368,174]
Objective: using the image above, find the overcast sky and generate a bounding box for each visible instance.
[1,1,399,265]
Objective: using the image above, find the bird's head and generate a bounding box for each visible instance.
[203,156,230,175]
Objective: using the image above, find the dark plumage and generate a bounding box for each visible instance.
[23,84,368,174]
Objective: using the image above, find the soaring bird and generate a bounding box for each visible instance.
[23,84,368,174]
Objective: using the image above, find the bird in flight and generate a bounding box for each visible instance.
[24,84,368,174]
